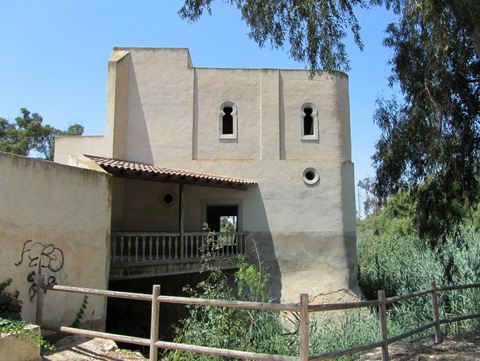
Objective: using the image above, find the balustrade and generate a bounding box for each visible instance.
[110,232,247,264]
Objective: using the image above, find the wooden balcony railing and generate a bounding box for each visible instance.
[110,232,248,264]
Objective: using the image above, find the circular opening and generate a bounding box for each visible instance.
[303,168,320,185]
[163,193,174,204]
[160,190,175,206]
[305,171,316,181]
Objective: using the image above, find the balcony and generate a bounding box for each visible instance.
[109,232,248,280]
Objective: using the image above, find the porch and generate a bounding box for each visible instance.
[109,231,248,280]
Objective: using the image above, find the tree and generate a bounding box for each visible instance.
[179,0,367,73]
[373,1,480,241]
[357,177,380,219]
[0,108,84,161]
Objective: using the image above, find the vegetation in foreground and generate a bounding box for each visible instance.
[0,278,53,351]
[167,216,480,360]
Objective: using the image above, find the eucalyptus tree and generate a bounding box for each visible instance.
[373,1,480,241]
[179,0,367,73]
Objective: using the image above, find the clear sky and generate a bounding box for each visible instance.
[0,1,398,212]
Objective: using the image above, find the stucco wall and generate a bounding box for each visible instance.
[54,135,108,165]
[54,47,359,303]
[195,67,262,160]
[0,152,112,329]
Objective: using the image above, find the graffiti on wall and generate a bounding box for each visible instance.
[15,240,65,300]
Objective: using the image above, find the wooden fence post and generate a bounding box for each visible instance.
[378,290,389,361]
[299,293,309,361]
[430,280,442,343]
[35,275,45,326]
[149,285,161,361]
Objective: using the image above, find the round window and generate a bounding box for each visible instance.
[160,190,175,206]
[302,168,320,185]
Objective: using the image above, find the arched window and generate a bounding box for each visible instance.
[219,101,237,139]
[301,103,318,140]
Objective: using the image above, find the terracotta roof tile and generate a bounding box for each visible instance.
[85,155,256,189]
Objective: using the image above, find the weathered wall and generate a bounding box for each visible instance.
[54,47,359,303]
[0,324,41,361]
[0,152,112,329]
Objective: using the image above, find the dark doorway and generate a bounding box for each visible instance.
[206,205,238,232]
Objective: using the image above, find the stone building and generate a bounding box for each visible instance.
[55,47,359,303]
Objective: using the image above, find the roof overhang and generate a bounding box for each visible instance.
[85,155,257,190]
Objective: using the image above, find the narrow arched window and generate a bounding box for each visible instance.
[223,106,234,135]
[219,101,237,139]
[301,103,318,140]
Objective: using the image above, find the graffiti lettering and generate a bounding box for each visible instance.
[15,240,65,300]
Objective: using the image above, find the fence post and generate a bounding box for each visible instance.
[35,274,45,326]
[299,293,309,361]
[378,290,389,361]
[149,285,161,361]
[430,280,442,343]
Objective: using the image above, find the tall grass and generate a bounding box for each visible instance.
[358,227,480,335]
[167,228,480,360]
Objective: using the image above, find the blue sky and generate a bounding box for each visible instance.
[1,1,398,211]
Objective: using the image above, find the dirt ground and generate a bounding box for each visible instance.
[41,330,480,361]
[351,330,480,361]
[41,335,147,361]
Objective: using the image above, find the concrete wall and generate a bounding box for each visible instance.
[0,324,41,361]
[0,152,112,329]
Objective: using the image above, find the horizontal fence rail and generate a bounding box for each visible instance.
[110,232,248,264]
[35,277,480,361]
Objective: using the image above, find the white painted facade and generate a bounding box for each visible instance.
[55,47,359,302]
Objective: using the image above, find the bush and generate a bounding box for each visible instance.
[0,278,53,351]
[0,278,22,321]
[167,247,295,361]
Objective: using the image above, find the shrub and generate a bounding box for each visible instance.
[167,239,296,361]
[0,278,22,320]
[0,278,53,350]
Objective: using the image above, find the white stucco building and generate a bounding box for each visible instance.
[55,47,359,303]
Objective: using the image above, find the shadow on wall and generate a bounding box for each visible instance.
[122,62,154,164]
[341,161,361,297]
[245,187,282,303]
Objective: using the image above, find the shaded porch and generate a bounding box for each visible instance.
[85,155,256,280]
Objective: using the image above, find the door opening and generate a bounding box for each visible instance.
[206,205,238,232]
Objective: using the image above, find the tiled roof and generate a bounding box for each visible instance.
[86,155,256,190]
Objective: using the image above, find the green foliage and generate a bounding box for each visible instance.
[0,279,53,351]
[358,226,480,335]
[308,310,380,358]
[179,0,366,73]
[0,278,22,321]
[357,177,380,219]
[0,318,54,350]
[357,189,416,238]
[219,216,236,233]
[71,295,89,328]
[168,226,480,360]
[373,0,480,242]
[0,108,84,160]
[168,237,293,361]
[235,261,269,302]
